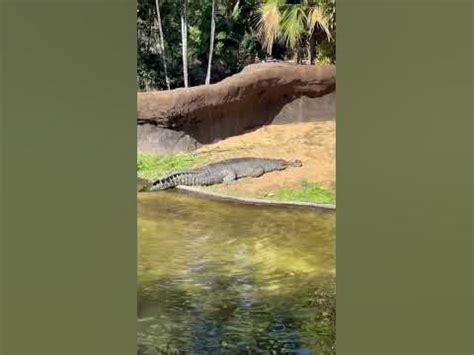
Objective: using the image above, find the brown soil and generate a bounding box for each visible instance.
[194,121,335,197]
[137,64,335,154]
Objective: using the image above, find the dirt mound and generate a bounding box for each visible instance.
[137,64,335,154]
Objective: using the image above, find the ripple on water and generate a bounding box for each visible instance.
[138,191,335,354]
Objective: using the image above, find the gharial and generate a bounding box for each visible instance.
[142,157,303,192]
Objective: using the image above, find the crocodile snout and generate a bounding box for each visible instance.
[288,159,303,167]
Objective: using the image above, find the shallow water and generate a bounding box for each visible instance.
[138,191,335,354]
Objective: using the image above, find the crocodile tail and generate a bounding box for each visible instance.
[147,171,199,191]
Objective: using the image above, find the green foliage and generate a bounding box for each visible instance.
[137,153,197,179]
[280,4,305,49]
[261,181,336,204]
[256,0,336,63]
[137,0,336,91]
[315,35,335,63]
[137,0,266,91]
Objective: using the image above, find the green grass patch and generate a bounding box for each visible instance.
[260,181,336,204]
[137,153,197,179]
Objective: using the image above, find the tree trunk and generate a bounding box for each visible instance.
[181,0,189,88]
[154,0,170,90]
[295,40,303,64]
[308,32,316,64]
[205,0,216,85]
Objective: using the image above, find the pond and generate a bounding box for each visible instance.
[138,190,335,354]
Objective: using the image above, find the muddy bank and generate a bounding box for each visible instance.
[175,186,336,210]
[138,63,335,154]
[138,122,335,204]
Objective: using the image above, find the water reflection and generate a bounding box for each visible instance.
[138,191,335,354]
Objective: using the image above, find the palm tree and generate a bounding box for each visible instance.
[306,3,332,64]
[205,0,217,85]
[255,0,282,56]
[255,0,333,64]
[181,0,189,87]
[154,0,170,89]
[280,3,305,63]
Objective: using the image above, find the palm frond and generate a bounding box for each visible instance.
[308,5,332,41]
[230,1,240,21]
[280,4,305,49]
[255,0,284,54]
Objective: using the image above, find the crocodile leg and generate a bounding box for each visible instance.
[222,169,237,184]
[248,167,265,178]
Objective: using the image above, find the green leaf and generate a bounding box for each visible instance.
[216,31,227,40]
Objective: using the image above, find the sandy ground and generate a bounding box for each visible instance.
[193,121,335,196]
